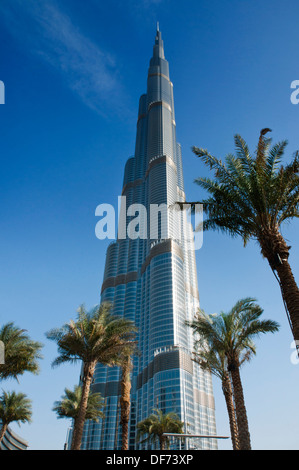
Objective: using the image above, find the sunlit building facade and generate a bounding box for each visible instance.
[80,27,217,450]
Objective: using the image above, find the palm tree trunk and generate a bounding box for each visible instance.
[274,260,299,342]
[120,357,131,450]
[222,373,240,450]
[159,435,166,450]
[259,229,299,342]
[71,361,96,450]
[0,423,8,446]
[230,365,251,450]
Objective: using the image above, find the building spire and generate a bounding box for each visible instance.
[152,23,165,61]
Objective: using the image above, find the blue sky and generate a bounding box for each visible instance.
[0,0,299,450]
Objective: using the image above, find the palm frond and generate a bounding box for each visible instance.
[189,130,299,246]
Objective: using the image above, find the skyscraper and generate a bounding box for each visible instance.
[80,26,217,450]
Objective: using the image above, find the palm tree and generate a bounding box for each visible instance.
[190,339,240,450]
[185,129,299,342]
[53,384,105,447]
[137,409,184,450]
[188,298,279,450]
[0,322,43,381]
[119,342,138,450]
[45,303,137,450]
[119,353,132,451]
[0,390,32,446]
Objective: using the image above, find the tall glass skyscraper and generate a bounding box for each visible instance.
[80,27,217,450]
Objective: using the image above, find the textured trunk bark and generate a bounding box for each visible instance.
[259,228,299,342]
[274,260,299,341]
[120,357,131,450]
[0,423,8,447]
[230,365,251,450]
[222,373,240,450]
[71,361,96,450]
[159,436,166,450]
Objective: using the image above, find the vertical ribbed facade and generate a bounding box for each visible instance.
[80,28,217,450]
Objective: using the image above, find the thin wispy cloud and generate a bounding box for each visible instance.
[0,0,127,117]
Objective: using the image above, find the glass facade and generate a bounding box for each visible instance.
[80,27,217,450]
